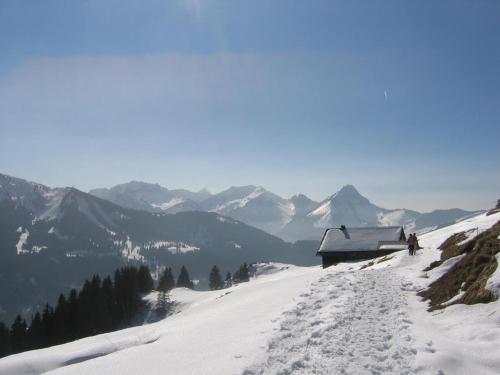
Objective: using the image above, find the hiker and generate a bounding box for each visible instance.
[407,234,415,256]
[413,233,420,254]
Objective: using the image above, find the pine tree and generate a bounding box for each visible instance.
[209,265,223,290]
[240,263,250,282]
[10,315,27,354]
[27,312,43,350]
[155,291,172,319]
[53,294,67,345]
[66,289,79,341]
[41,303,55,346]
[233,263,250,283]
[0,321,10,358]
[101,276,116,332]
[176,266,194,289]
[76,280,93,337]
[137,266,154,293]
[158,267,175,292]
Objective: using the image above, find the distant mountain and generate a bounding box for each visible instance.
[412,208,479,233]
[89,181,482,242]
[0,173,318,324]
[200,185,302,234]
[277,185,481,242]
[90,183,321,235]
[289,194,319,217]
[89,181,210,214]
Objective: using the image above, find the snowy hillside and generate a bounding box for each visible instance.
[2,211,499,375]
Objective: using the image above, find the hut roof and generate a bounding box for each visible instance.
[318,226,406,253]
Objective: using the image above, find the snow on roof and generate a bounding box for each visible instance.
[318,226,406,252]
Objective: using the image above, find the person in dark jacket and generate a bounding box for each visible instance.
[407,234,415,256]
[412,233,420,254]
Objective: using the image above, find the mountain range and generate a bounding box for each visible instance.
[0,172,481,323]
[91,182,481,242]
[0,173,315,323]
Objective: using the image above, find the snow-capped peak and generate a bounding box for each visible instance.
[329,184,368,203]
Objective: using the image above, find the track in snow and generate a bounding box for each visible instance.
[242,267,423,375]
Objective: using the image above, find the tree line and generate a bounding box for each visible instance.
[0,264,199,358]
[0,265,155,358]
[208,263,250,290]
[0,262,251,358]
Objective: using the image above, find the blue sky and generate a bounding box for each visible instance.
[0,0,499,211]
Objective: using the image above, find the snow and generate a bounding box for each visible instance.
[151,197,186,211]
[16,228,29,255]
[142,240,200,254]
[121,237,144,262]
[378,243,408,250]
[0,265,320,375]
[1,212,499,375]
[377,209,406,226]
[457,226,482,246]
[307,200,332,228]
[442,289,466,307]
[426,254,466,284]
[213,187,265,212]
[225,241,242,249]
[486,252,500,296]
[278,201,296,226]
[318,226,404,252]
[121,238,201,259]
[31,245,47,253]
[208,187,295,233]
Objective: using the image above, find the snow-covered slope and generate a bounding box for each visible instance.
[3,212,499,375]
[0,264,321,375]
[201,186,301,234]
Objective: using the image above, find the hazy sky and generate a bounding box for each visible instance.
[0,1,499,211]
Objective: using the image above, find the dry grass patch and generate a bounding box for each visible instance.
[419,221,500,311]
[423,231,472,271]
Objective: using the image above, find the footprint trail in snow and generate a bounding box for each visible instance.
[243,267,419,375]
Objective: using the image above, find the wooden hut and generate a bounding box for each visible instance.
[317,226,407,268]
